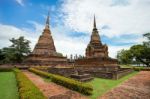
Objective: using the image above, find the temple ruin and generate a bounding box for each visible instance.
[25,13,132,80]
[25,13,67,66]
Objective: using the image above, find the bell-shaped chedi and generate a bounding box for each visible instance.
[32,12,56,56]
[25,12,67,66]
[86,15,108,58]
[75,15,118,67]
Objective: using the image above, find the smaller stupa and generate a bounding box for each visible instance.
[86,15,108,58]
[75,16,118,68]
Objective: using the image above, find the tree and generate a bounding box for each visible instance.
[117,33,150,66]
[143,33,150,47]
[0,49,5,64]
[1,36,31,63]
[130,44,150,66]
[142,33,150,66]
[117,49,132,64]
[2,47,16,63]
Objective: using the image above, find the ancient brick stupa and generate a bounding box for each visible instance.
[75,16,118,68]
[86,16,108,58]
[25,13,67,66]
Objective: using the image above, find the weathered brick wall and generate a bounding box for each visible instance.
[48,66,133,80]
[113,68,133,79]
[75,58,118,67]
[48,67,75,77]
[77,67,133,79]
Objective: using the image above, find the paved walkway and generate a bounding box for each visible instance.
[100,71,150,99]
[23,71,88,99]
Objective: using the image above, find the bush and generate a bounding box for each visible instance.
[133,67,150,71]
[34,66,50,71]
[0,67,13,72]
[29,68,93,95]
[13,69,46,99]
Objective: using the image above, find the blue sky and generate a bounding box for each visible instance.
[0,0,59,27]
[0,0,150,58]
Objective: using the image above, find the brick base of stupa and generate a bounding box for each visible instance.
[24,54,67,66]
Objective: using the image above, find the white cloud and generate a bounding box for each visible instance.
[108,45,130,58]
[15,0,24,6]
[0,23,36,49]
[60,0,150,38]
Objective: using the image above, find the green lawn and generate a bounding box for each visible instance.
[87,71,138,99]
[0,72,19,99]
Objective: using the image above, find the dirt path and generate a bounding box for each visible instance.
[100,71,150,99]
[23,71,88,99]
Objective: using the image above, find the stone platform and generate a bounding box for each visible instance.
[70,72,93,82]
[76,66,133,79]
[75,57,118,67]
[48,65,133,80]
[25,55,67,66]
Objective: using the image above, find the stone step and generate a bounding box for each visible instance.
[70,74,91,79]
[79,77,94,82]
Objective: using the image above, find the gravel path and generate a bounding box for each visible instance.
[23,71,88,99]
[100,71,150,99]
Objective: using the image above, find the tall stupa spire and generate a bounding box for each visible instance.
[93,15,97,29]
[45,11,50,29]
[90,14,101,44]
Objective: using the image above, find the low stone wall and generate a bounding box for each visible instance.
[77,66,120,72]
[113,68,133,79]
[88,71,113,79]
[77,67,133,80]
[48,66,133,80]
[48,67,75,77]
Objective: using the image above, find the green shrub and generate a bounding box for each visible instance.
[29,68,53,78]
[133,67,150,71]
[13,69,46,99]
[29,68,93,95]
[34,66,50,71]
[0,67,12,72]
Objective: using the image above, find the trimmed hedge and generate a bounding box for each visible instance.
[34,66,50,71]
[13,69,46,99]
[0,67,13,72]
[29,68,93,95]
[133,67,150,71]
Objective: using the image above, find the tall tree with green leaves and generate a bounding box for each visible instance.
[0,49,5,64]
[117,33,150,66]
[143,33,150,47]
[10,36,31,63]
[1,36,31,63]
[117,49,132,64]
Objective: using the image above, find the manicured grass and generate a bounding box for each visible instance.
[87,71,138,99]
[0,72,19,99]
